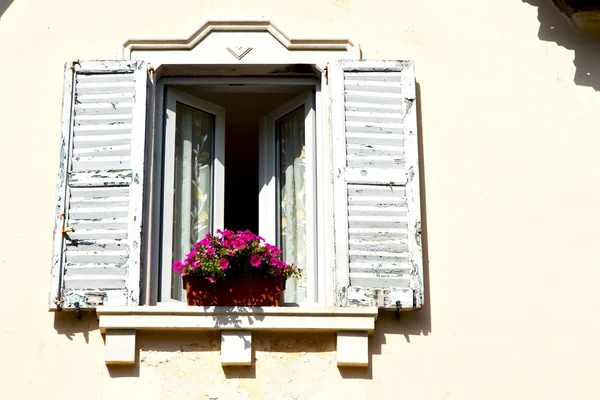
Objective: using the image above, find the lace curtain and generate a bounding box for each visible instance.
[278,107,307,303]
[171,103,214,300]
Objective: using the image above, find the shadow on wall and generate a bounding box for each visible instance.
[340,82,432,380]
[523,0,600,90]
[0,0,14,19]
[53,310,98,344]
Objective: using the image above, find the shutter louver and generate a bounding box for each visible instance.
[49,61,149,310]
[331,60,423,310]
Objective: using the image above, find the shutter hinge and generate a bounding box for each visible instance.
[54,298,63,311]
[415,220,422,246]
[74,302,82,320]
[148,64,155,82]
[395,301,402,320]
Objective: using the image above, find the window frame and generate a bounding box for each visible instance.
[259,90,318,305]
[160,88,226,302]
[148,75,327,305]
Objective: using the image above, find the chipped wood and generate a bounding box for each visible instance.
[331,60,423,310]
[49,60,149,310]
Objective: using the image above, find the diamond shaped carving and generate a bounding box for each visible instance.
[226,46,252,60]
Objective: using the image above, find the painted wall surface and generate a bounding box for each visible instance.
[1,0,600,399]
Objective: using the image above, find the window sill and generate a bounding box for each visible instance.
[96,306,378,367]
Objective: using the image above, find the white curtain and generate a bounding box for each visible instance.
[278,107,307,303]
[171,103,214,300]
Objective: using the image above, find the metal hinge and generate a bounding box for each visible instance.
[415,220,422,246]
[148,64,155,82]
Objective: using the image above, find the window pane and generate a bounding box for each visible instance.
[171,103,214,300]
[277,106,307,303]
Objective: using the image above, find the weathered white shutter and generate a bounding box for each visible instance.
[330,60,423,310]
[49,60,149,310]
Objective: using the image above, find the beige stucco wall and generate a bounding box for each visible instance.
[1,0,600,398]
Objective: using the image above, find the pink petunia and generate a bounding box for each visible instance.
[205,277,216,283]
[219,258,229,270]
[250,254,262,267]
[232,238,245,250]
[173,260,185,273]
[205,247,216,256]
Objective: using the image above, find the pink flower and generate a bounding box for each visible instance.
[219,258,229,270]
[250,255,262,267]
[205,247,216,256]
[173,260,185,273]
[266,244,281,257]
[232,238,245,250]
[205,277,216,283]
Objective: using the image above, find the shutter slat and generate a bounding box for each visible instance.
[76,93,134,104]
[71,218,128,230]
[65,239,127,251]
[72,145,131,157]
[70,197,129,208]
[332,60,423,309]
[75,103,134,116]
[72,156,131,170]
[73,134,132,146]
[50,60,148,310]
[68,171,132,187]
[76,73,135,83]
[65,250,128,264]
[67,229,128,240]
[65,264,128,275]
[68,205,129,218]
[63,275,127,290]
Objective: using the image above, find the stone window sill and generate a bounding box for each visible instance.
[96,306,378,367]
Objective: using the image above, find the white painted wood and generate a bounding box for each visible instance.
[147,80,163,305]
[161,89,225,302]
[260,90,317,304]
[221,331,252,366]
[314,79,328,306]
[337,331,368,367]
[105,329,136,365]
[98,306,377,367]
[49,60,149,310]
[97,306,378,332]
[49,62,75,310]
[330,60,423,310]
[120,20,360,67]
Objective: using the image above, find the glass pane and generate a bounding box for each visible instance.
[171,103,214,300]
[277,106,307,303]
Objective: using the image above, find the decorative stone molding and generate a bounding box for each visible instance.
[97,306,378,367]
[119,20,361,66]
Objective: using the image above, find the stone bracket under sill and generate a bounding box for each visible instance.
[96,306,378,367]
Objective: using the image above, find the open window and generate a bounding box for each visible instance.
[49,59,423,311]
[156,78,319,304]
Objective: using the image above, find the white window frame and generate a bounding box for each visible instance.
[160,88,226,302]
[259,90,318,305]
[152,76,325,304]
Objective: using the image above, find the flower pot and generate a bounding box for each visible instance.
[182,275,286,306]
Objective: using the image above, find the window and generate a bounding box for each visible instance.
[49,59,424,311]
[157,79,318,304]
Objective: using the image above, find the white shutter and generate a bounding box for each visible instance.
[49,60,149,310]
[331,60,423,310]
